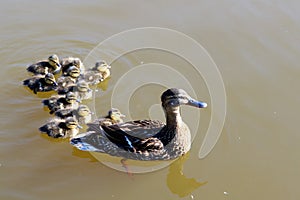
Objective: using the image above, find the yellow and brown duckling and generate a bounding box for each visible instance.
[60,57,84,74]
[61,65,81,80]
[55,104,92,124]
[27,54,61,75]
[91,60,111,80]
[39,117,81,138]
[79,61,111,85]
[42,91,80,114]
[71,88,207,161]
[23,73,58,94]
[95,108,126,126]
[57,65,81,90]
[57,80,92,100]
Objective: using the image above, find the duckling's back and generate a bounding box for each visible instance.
[27,61,49,75]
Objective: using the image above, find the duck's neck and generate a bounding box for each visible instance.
[164,106,183,128]
[155,106,182,146]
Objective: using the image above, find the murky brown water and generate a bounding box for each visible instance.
[1,0,300,199]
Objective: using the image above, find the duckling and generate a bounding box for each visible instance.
[57,66,81,90]
[91,60,111,80]
[74,80,93,100]
[23,73,58,94]
[60,57,84,74]
[42,91,80,114]
[27,54,61,75]
[79,60,110,85]
[57,80,92,100]
[79,69,103,85]
[39,117,81,138]
[62,65,81,79]
[96,108,125,126]
[55,104,92,124]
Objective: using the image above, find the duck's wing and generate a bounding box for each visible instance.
[27,61,48,75]
[39,120,63,138]
[42,96,63,114]
[57,85,75,95]
[57,77,76,89]
[23,76,41,87]
[93,120,165,152]
[108,120,165,138]
[55,108,74,118]
[81,71,103,84]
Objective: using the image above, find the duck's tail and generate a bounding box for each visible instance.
[70,131,105,153]
[23,79,29,86]
[39,125,47,133]
[42,99,49,105]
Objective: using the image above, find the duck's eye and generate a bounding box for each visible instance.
[169,99,180,106]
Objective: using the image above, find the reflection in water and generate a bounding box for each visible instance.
[167,152,207,197]
[73,146,207,196]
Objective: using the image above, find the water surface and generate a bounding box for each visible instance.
[1,0,300,199]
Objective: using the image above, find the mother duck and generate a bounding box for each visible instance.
[71,88,207,161]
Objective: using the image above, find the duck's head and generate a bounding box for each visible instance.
[66,92,81,103]
[48,54,61,72]
[65,117,81,129]
[76,80,91,92]
[66,66,81,78]
[77,105,92,117]
[108,108,126,123]
[161,88,207,113]
[44,73,58,86]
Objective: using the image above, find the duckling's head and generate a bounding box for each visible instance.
[65,117,80,129]
[77,105,92,117]
[48,54,61,72]
[108,108,125,123]
[72,58,82,68]
[66,66,81,78]
[44,73,58,86]
[66,92,80,103]
[76,80,90,92]
[161,88,207,112]
[95,60,111,72]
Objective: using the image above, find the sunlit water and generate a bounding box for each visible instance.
[1,0,300,199]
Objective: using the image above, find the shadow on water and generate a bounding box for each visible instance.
[166,152,207,197]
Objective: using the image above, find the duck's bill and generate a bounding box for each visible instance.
[187,98,207,108]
